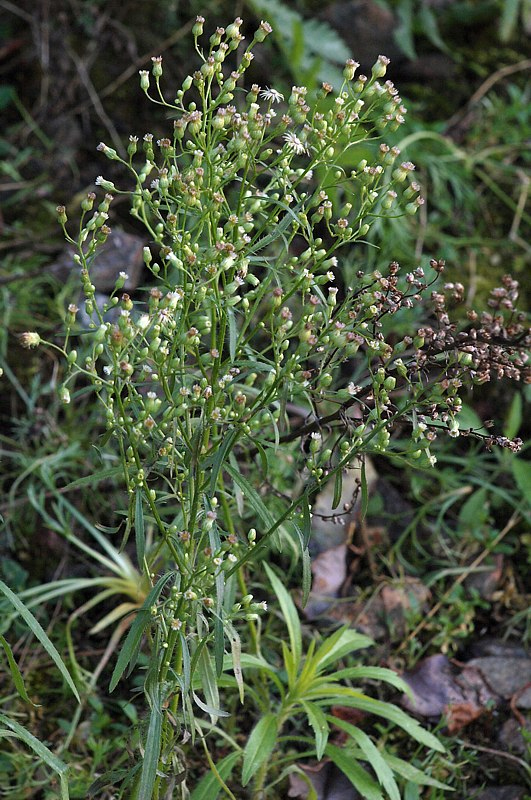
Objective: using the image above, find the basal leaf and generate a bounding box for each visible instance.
[190,751,240,800]
[0,580,80,703]
[242,713,278,786]
[0,712,69,799]
[331,718,400,800]
[264,563,301,668]
[326,743,383,800]
[137,687,163,800]
[301,700,329,760]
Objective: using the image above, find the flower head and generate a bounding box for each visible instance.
[282,131,307,155]
[18,332,41,349]
[260,87,284,104]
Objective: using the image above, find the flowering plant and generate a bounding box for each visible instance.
[17,15,527,798]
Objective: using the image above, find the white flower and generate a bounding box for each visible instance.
[282,131,307,155]
[260,86,284,103]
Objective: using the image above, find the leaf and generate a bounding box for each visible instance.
[383,754,450,789]
[301,700,329,760]
[109,571,174,691]
[326,743,383,800]
[360,459,369,520]
[0,580,80,703]
[137,687,163,800]
[332,468,343,510]
[331,718,400,800]
[58,467,123,491]
[455,403,487,434]
[458,487,489,530]
[0,635,39,706]
[241,713,278,786]
[228,307,237,362]
[500,0,521,41]
[329,666,410,696]
[504,391,522,439]
[197,646,223,723]
[300,492,312,548]
[225,462,276,529]
[264,563,301,669]
[135,487,145,568]
[318,691,444,752]
[292,517,312,607]
[313,627,373,673]
[512,457,531,500]
[0,712,69,799]
[190,751,240,800]
[418,5,451,53]
[207,429,240,495]
[394,0,417,60]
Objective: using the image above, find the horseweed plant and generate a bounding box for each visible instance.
[16,15,528,798]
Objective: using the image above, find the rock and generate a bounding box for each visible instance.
[49,228,145,292]
[466,657,531,706]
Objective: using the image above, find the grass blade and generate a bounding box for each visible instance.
[0,580,80,703]
[0,634,38,706]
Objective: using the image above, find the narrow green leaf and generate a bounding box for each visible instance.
[394,0,417,60]
[331,718,400,800]
[418,5,450,53]
[59,467,123,491]
[512,457,531,500]
[0,635,39,706]
[137,688,163,800]
[301,492,312,548]
[225,620,244,703]
[360,459,369,520]
[504,390,522,440]
[109,571,174,691]
[317,692,444,752]
[228,308,237,361]
[197,646,222,723]
[328,665,409,695]
[193,691,230,718]
[190,751,240,800]
[301,545,312,608]
[0,712,69,799]
[225,462,276,528]
[0,580,80,703]
[207,428,240,495]
[292,517,312,607]
[135,487,145,568]
[500,0,520,41]
[313,627,373,672]
[326,743,383,800]
[301,700,329,760]
[383,753,451,789]
[214,613,225,677]
[264,563,301,668]
[242,713,278,786]
[332,468,343,510]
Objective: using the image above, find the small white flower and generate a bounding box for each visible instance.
[260,86,284,103]
[282,131,307,155]
[119,271,129,280]
[103,365,113,375]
